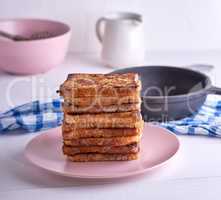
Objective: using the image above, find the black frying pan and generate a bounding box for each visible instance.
[111,66,221,122]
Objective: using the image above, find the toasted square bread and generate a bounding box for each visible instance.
[63,95,141,107]
[59,73,141,98]
[64,111,143,128]
[63,133,142,146]
[67,153,139,162]
[62,102,140,114]
[63,143,139,155]
[62,126,142,139]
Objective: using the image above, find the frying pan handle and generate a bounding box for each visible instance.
[208,86,221,95]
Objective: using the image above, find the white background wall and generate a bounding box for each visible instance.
[0,0,221,53]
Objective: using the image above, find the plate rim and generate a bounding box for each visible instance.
[24,124,180,179]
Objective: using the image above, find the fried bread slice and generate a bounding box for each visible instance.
[63,143,139,155]
[62,102,140,114]
[59,73,141,98]
[67,153,139,162]
[62,126,142,139]
[63,95,141,107]
[63,134,142,146]
[64,111,143,128]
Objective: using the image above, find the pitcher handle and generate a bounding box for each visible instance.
[96,17,106,43]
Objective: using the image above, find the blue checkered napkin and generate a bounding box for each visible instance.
[0,95,221,137]
[161,95,221,137]
[0,99,63,132]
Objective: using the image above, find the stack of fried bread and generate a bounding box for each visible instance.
[59,73,144,162]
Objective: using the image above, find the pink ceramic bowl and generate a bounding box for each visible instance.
[0,19,71,75]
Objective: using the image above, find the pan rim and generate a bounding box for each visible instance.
[110,65,212,102]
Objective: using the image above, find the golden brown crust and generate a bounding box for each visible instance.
[64,111,143,128]
[61,86,141,98]
[64,93,141,107]
[59,73,141,98]
[67,153,139,162]
[59,73,143,162]
[62,102,141,114]
[63,143,139,155]
[63,95,141,107]
[62,126,142,139]
[61,73,140,89]
[63,134,142,146]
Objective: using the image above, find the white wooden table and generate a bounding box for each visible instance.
[1,51,221,200]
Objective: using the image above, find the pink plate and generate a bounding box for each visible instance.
[25,123,180,179]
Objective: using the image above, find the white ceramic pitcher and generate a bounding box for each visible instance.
[96,12,145,67]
